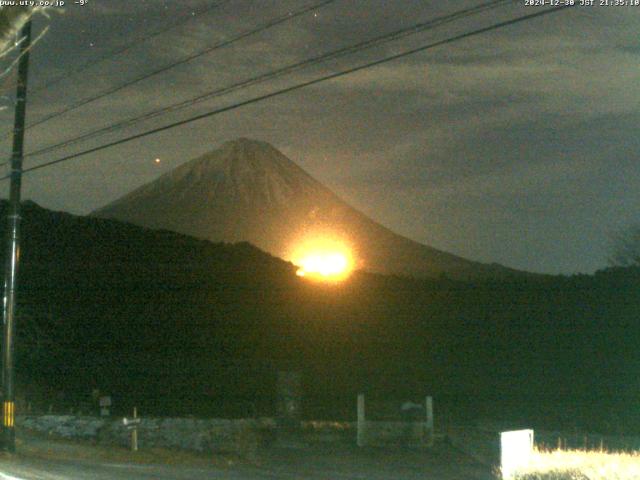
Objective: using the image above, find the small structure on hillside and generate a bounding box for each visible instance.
[357,394,434,447]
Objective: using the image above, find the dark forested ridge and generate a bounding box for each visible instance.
[4,201,640,433]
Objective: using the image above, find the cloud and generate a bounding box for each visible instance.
[4,1,638,274]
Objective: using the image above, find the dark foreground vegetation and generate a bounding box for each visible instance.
[4,202,640,434]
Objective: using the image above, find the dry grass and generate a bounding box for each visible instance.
[512,448,640,480]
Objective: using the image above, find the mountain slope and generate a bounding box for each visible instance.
[94,138,523,279]
[3,201,639,430]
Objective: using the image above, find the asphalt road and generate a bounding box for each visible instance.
[0,434,495,479]
[0,456,255,480]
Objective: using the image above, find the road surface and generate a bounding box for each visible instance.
[0,432,496,479]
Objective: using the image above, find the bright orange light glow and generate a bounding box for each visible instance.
[291,236,354,281]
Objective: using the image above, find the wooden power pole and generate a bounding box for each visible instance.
[2,19,32,453]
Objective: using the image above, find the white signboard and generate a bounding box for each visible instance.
[123,417,141,427]
[501,429,534,479]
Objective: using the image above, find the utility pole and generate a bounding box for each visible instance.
[2,19,32,453]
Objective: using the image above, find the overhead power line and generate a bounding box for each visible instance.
[31,1,230,94]
[26,0,513,160]
[20,0,336,135]
[2,5,573,181]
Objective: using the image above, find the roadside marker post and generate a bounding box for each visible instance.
[123,407,140,451]
[357,394,365,447]
[425,396,433,445]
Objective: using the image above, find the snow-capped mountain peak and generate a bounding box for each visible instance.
[93,138,522,279]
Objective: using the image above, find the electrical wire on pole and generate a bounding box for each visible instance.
[15,0,336,136]
[1,19,32,453]
[0,5,573,181]
[29,0,230,95]
[22,0,514,161]
[0,1,230,143]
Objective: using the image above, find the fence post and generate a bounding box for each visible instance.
[131,407,138,452]
[425,396,434,445]
[276,371,302,430]
[357,393,365,447]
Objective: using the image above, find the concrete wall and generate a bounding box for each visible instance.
[18,415,276,456]
[360,421,430,446]
[18,415,430,452]
[300,420,355,443]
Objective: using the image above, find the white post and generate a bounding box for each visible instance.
[131,407,138,452]
[425,396,434,445]
[357,394,365,447]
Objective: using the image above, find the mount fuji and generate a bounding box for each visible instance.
[93,138,523,279]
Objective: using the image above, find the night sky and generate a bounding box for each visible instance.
[0,0,638,275]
